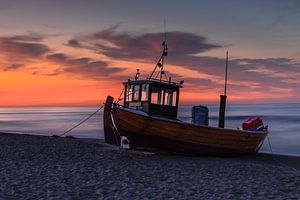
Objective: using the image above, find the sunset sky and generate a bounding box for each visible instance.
[1,0,300,106]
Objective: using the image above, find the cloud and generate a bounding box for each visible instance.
[46,53,68,62]
[68,26,222,62]
[239,58,300,84]
[66,26,229,84]
[3,63,24,71]
[0,32,50,60]
[0,32,124,80]
[45,53,125,79]
[68,27,295,87]
[7,32,47,42]
[176,56,300,89]
[66,39,83,48]
[65,27,300,96]
[1,29,299,101]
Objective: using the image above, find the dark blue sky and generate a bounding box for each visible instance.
[1,0,300,59]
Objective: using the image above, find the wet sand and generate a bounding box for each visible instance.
[0,132,299,199]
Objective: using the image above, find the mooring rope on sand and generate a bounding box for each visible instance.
[266,135,299,174]
[56,105,104,137]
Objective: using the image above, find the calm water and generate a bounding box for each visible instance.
[0,104,299,156]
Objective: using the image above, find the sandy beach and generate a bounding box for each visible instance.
[0,132,299,200]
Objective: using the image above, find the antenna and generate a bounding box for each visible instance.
[164,17,167,42]
[160,18,167,81]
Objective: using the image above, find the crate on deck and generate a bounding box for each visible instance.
[242,116,264,131]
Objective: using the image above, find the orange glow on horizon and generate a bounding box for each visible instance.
[1,58,295,107]
[0,69,121,107]
[0,39,297,107]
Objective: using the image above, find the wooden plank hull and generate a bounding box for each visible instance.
[104,97,268,156]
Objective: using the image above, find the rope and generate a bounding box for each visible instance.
[56,105,104,137]
[117,87,124,103]
[266,135,299,174]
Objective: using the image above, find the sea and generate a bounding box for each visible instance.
[0,103,299,156]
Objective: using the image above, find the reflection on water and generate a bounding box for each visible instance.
[0,103,299,156]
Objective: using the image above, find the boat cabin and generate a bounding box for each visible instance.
[123,79,181,119]
[122,40,183,119]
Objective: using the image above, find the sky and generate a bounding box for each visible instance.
[0,0,300,106]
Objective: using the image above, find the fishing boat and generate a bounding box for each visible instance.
[103,41,268,156]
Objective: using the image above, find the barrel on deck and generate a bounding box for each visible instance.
[191,105,209,126]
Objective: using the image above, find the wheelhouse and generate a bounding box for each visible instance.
[121,39,183,119]
[123,79,181,119]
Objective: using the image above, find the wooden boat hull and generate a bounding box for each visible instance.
[103,96,268,156]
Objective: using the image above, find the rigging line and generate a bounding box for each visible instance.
[154,69,161,79]
[57,104,104,137]
[149,55,163,79]
[266,135,299,174]
[163,69,169,81]
[117,88,140,102]
[117,87,125,103]
[164,73,168,81]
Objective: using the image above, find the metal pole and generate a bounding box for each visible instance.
[218,51,229,128]
[224,51,228,96]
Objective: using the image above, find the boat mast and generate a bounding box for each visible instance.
[218,51,228,128]
[148,20,168,81]
[160,20,167,81]
[148,41,168,81]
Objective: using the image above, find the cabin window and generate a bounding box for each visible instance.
[141,84,149,101]
[172,90,177,106]
[164,89,173,106]
[133,85,140,101]
[163,89,177,106]
[151,87,164,105]
[126,85,133,102]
